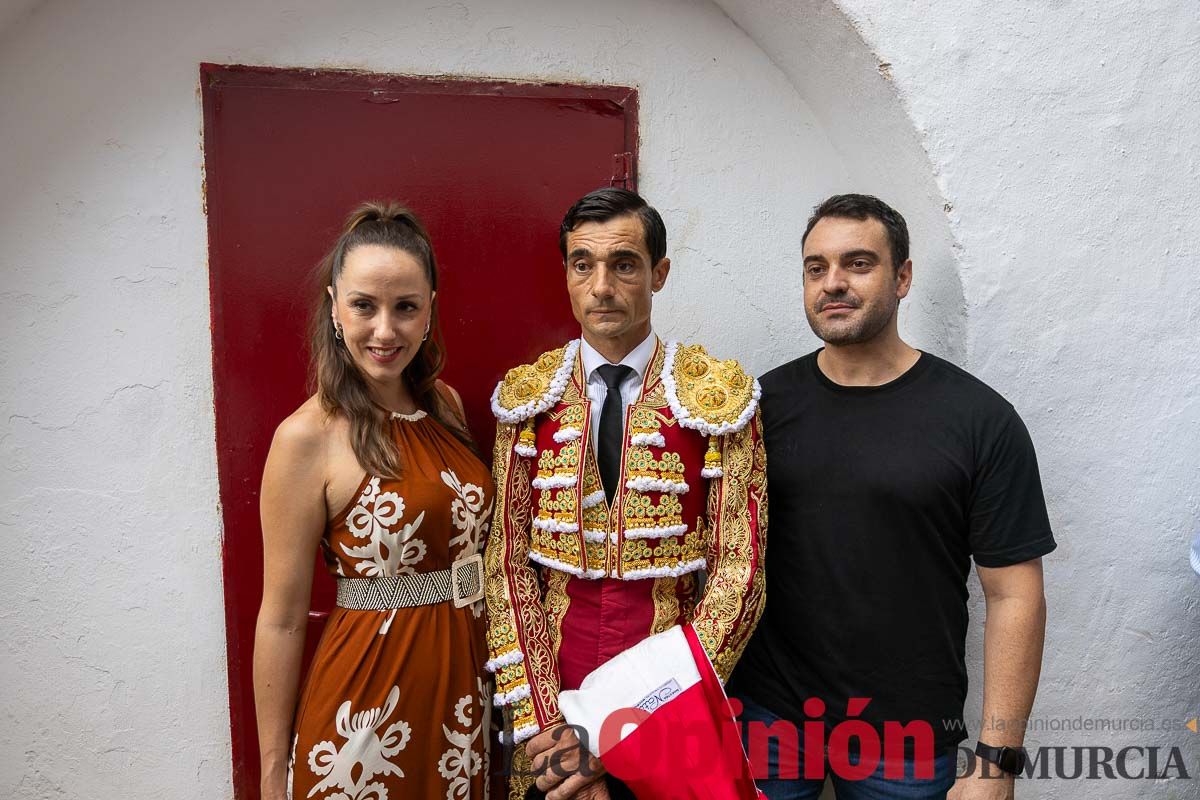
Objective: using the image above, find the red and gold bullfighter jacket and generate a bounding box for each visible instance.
[484,337,767,747]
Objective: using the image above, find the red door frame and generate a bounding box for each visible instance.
[201,64,638,799]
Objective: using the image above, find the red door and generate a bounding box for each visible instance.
[201,64,637,798]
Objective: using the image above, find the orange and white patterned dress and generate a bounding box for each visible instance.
[289,409,494,800]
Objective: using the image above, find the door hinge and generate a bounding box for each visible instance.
[609,152,634,189]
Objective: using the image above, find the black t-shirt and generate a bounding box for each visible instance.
[728,350,1055,752]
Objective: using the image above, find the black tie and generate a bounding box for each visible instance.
[596,364,633,505]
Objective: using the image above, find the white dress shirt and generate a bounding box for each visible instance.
[579,331,657,445]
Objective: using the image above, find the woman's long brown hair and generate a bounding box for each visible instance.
[309,201,473,478]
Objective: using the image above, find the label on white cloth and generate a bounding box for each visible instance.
[636,679,683,713]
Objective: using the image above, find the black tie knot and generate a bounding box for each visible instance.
[597,363,634,391]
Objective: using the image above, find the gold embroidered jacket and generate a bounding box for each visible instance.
[484,338,767,745]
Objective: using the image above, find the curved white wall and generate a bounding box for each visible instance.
[2,1,1195,798]
[715,0,968,360]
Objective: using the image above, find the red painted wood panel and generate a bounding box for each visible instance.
[201,64,637,798]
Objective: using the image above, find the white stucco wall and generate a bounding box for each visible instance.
[830,3,1200,796]
[2,0,1196,798]
[715,2,1200,797]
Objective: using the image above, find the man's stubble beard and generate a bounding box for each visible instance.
[806,297,898,346]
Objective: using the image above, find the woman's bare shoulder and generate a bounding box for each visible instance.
[435,379,466,417]
[272,395,344,457]
[267,397,362,520]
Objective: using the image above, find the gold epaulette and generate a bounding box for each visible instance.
[662,341,760,437]
[490,339,580,425]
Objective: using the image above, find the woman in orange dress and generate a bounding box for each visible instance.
[253,203,493,800]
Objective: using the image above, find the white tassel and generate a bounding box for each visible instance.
[505,722,541,746]
[630,432,666,447]
[623,524,689,540]
[493,683,532,706]
[624,476,689,494]
[529,550,606,578]
[532,474,578,490]
[553,427,583,443]
[485,649,525,673]
[581,490,605,509]
[620,558,707,580]
[532,517,579,534]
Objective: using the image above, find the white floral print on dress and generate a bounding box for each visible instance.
[440,469,492,558]
[306,686,411,800]
[437,682,486,800]
[341,477,427,578]
[345,478,393,538]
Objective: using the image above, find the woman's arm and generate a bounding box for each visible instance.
[253,409,329,800]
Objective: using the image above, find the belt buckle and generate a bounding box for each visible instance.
[451,552,485,608]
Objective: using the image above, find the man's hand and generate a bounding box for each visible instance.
[525,724,606,799]
[572,780,612,800]
[948,769,1015,800]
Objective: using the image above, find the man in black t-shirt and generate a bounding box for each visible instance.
[728,195,1054,800]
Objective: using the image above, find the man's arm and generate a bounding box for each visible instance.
[691,410,768,680]
[484,422,564,743]
[487,422,607,798]
[950,557,1047,800]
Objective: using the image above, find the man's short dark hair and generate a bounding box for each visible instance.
[559,187,667,266]
[802,194,910,269]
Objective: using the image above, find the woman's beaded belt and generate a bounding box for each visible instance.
[335,553,485,610]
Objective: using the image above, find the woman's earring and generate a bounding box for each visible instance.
[333,323,344,341]
[422,324,430,342]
